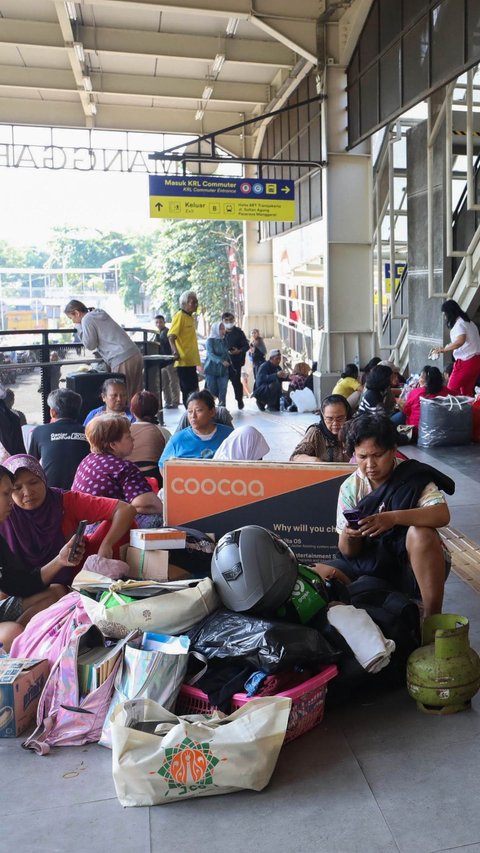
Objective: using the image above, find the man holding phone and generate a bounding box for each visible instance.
[315,414,454,618]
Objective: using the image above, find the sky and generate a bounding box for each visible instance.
[0,125,241,249]
[0,163,159,248]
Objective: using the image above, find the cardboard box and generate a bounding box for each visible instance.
[0,659,49,738]
[122,546,191,582]
[130,528,187,551]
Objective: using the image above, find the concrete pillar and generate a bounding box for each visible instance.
[242,220,277,337]
[316,64,375,398]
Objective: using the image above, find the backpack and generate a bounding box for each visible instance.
[19,592,126,755]
[324,576,421,706]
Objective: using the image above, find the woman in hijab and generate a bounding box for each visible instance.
[204,321,232,406]
[0,455,136,585]
[290,394,352,463]
[213,425,270,461]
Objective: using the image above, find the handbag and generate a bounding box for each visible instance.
[80,577,220,639]
[418,394,473,447]
[110,695,291,805]
[100,633,190,749]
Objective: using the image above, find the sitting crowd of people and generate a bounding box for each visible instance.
[0,313,458,666]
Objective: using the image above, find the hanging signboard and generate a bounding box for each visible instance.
[163,460,354,564]
[149,175,295,222]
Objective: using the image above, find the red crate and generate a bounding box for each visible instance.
[176,665,337,744]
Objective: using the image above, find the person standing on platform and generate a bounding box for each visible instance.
[431,299,480,396]
[168,291,200,408]
[64,300,144,400]
[155,315,180,409]
[221,311,249,410]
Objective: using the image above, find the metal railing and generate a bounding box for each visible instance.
[0,326,169,423]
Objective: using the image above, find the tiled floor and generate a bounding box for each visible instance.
[3,397,480,853]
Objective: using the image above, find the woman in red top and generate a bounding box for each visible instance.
[0,455,136,585]
[398,366,449,429]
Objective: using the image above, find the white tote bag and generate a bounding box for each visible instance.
[81,578,219,639]
[111,696,291,806]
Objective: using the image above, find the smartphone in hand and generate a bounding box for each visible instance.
[343,508,362,529]
[68,519,88,562]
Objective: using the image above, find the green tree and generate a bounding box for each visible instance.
[45,226,138,269]
[146,219,243,324]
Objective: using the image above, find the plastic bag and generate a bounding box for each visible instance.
[289,387,317,413]
[187,609,339,673]
[100,633,190,748]
[418,394,473,447]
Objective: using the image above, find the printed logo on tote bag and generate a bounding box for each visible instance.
[154,736,223,795]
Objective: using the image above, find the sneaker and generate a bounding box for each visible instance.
[237,400,245,410]
[256,400,266,412]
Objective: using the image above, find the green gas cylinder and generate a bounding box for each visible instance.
[406,614,480,714]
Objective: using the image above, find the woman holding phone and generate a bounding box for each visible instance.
[0,455,136,586]
[0,464,86,651]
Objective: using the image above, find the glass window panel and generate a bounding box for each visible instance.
[300,180,311,223]
[304,304,315,327]
[431,0,465,86]
[289,106,299,140]
[380,0,402,49]
[359,5,379,69]
[360,66,379,136]
[309,117,321,163]
[310,172,321,219]
[347,81,360,147]
[299,128,310,161]
[402,15,430,104]
[467,0,480,61]
[403,0,429,28]
[350,48,359,80]
[380,43,401,121]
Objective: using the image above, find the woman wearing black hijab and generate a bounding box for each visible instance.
[290,394,352,463]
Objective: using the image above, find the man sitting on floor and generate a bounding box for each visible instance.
[29,388,89,489]
[313,413,454,618]
[253,348,290,412]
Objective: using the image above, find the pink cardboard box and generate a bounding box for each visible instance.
[0,659,49,738]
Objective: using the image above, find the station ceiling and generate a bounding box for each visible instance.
[0,1,368,157]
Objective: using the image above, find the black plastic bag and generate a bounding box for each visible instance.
[187,609,339,674]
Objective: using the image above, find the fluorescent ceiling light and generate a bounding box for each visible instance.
[64,1,77,20]
[195,108,204,121]
[73,42,85,63]
[212,53,225,75]
[226,17,239,36]
[90,102,97,116]
[83,76,93,92]
[202,85,213,101]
